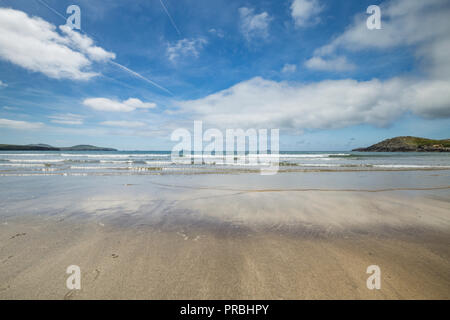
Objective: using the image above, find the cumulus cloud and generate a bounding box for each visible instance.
[0,118,43,130]
[239,7,271,41]
[409,79,450,118]
[316,0,449,55]
[202,0,449,129]
[175,0,450,131]
[312,0,450,78]
[167,38,207,62]
[59,25,116,62]
[305,56,356,71]
[83,98,156,112]
[100,121,146,128]
[48,113,84,125]
[282,64,297,73]
[0,80,7,88]
[290,0,323,27]
[177,76,450,130]
[0,8,115,80]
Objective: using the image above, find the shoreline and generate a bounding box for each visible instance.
[1,167,450,177]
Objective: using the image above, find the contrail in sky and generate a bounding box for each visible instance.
[34,0,67,20]
[159,0,182,36]
[33,0,173,95]
[109,61,173,95]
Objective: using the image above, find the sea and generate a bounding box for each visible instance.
[1,151,450,176]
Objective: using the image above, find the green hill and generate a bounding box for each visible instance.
[353,136,450,152]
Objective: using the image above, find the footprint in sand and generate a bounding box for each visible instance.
[111,254,119,259]
[10,233,26,239]
[2,256,13,264]
[64,290,75,300]
[93,269,101,281]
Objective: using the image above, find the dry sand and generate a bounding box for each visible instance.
[0,174,449,299]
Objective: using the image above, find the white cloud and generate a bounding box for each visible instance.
[167,38,207,62]
[316,0,450,55]
[282,64,297,73]
[123,98,157,110]
[83,98,156,112]
[0,118,43,130]
[100,121,146,128]
[208,28,224,38]
[0,80,7,88]
[312,0,450,79]
[290,0,323,27]
[305,56,356,71]
[177,76,450,130]
[294,0,450,122]
[48,113,84,125]
[0,8,115,80]
[239,7,271,40]
[408,79,450,118]
[59,25,116,62]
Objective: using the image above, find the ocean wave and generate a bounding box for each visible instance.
[294,163,342,167]
[63,159,101,163]
[70,166,121,170]
[70,166,162,171]
[61,153,170,158]
[0,163,45,167]
[99,160,134,164]
[41,167,59,171]
[145,161,175,165]
[279,153,351,158]
[6,159,65,163]
[175,153,351,159]
[373,164,450,169]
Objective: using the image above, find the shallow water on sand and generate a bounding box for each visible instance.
[0,170,449,229]
[0,171,449,299]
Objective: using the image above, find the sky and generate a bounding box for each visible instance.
[0,0,449,151]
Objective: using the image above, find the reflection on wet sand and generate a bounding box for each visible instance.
[0,171,449,299]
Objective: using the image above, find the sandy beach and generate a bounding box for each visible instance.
[0,171,449,299]
[2,0,450,305]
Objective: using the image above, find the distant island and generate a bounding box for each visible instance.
[353,136,450,152]
[0,144,117,151]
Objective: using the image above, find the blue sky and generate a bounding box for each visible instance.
[0,0,449,150]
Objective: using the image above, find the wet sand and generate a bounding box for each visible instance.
[0,172,449,299]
